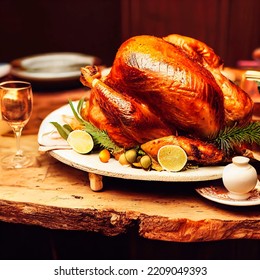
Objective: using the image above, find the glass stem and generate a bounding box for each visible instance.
[13,127,23,158]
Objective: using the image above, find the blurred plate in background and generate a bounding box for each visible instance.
[0,63,11,78]
[10,52,101,90]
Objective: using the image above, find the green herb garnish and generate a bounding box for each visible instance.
[50,122,72,140]
[52,100,260,158]
[213,122,260,155]
[69,99,122,153]
[51,99,123,154]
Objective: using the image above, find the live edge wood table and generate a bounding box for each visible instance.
[0,87,260,243]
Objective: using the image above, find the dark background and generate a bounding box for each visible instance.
[1,221,260,260]
[0,0,260,67]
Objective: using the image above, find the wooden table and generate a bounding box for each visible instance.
[1,86,260,243]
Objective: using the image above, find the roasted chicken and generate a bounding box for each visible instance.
[80,34,254,165]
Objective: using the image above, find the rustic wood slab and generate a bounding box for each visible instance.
[1,134,260,242]
[1,87,260,243]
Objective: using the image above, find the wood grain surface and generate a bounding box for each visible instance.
[1,133,260,242]
[1,87,260,242]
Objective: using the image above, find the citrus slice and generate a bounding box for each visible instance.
[157,145,187,172]
[67,130,94,154]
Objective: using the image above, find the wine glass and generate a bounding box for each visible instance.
[0,80,34,168]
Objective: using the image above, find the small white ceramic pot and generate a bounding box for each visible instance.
[222,156,258,200]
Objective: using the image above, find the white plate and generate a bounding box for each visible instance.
[10,52,100,82]
[0,63,11,78]
[196,184,260,206]
[38,103,225,182]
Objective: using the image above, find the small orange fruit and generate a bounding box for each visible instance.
[99,149,111,163]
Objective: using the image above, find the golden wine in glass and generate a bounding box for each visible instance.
[0,81,34,168]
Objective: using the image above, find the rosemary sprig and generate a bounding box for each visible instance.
[213,122,260,155]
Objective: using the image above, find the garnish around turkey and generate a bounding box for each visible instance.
[51,34,260,172]
[51,99,260,172]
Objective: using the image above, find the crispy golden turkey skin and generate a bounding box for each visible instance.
[80,35,253,153]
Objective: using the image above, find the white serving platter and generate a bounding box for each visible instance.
[38,102,225,183]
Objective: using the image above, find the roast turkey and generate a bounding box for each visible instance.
[80,34,254,163]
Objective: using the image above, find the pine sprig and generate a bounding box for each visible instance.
[57,101,260,158]
[83,122,122,153]
[68,100,123,154]
[213,122,260,155]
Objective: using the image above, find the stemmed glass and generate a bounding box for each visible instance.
[0,81,34,168]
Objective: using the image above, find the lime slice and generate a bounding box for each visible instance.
[157,145,187,172]
[67,130,94,154]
